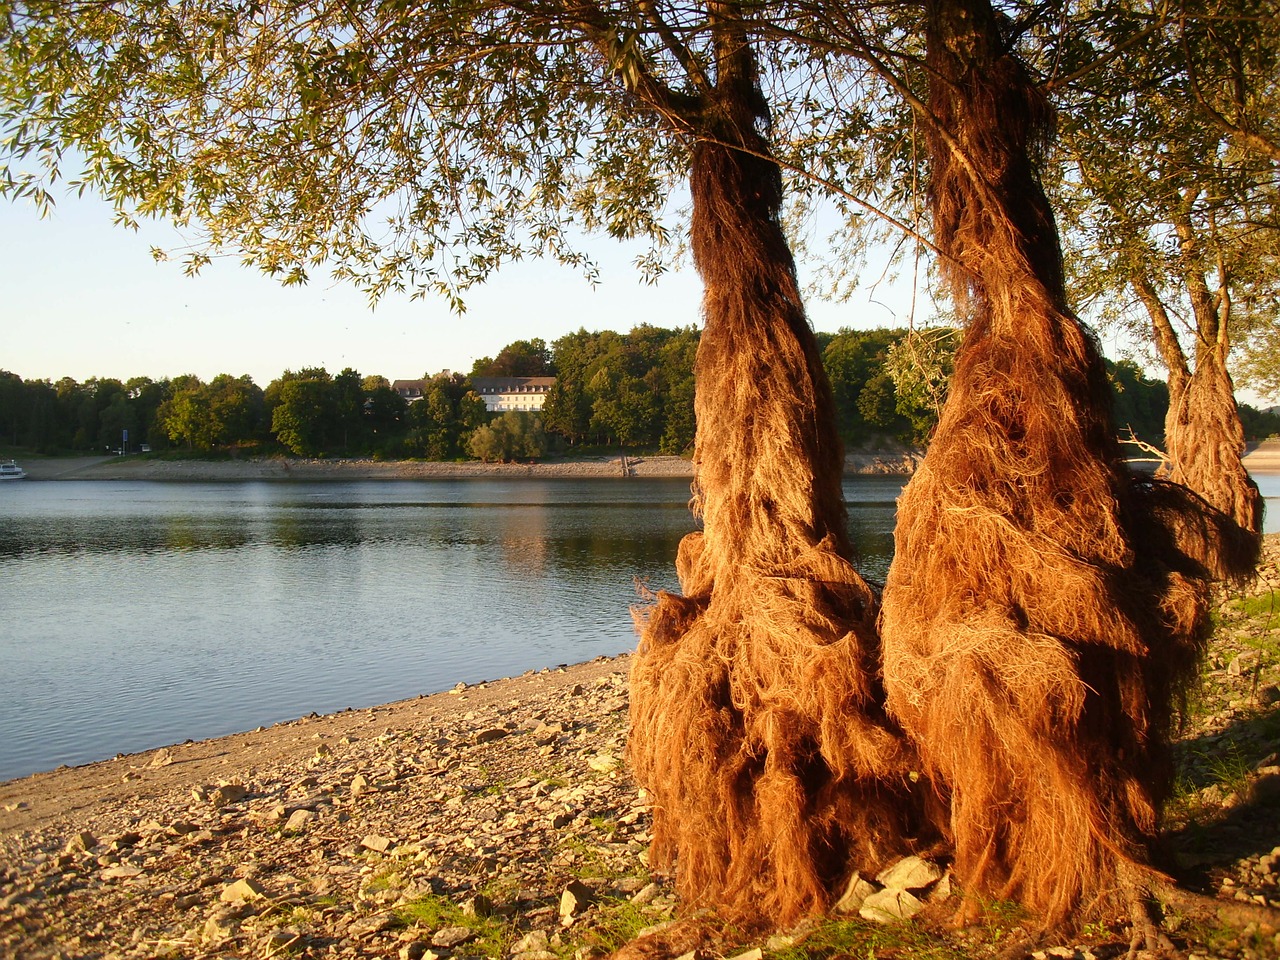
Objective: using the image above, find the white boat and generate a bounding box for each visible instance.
[0,460,26,480]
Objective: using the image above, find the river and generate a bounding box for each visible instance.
[0,477,903,780]
[1,474,1276,782]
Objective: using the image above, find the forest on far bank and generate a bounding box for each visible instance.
[1,324,1276,463]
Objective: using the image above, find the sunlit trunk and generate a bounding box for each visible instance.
[627,20,926,928]
[880,0,1214,930]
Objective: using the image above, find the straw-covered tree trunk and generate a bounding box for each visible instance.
[627,6,928,929]
[1139,224,1263,576]
[880,0,1218,933]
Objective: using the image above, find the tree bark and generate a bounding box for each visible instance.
[627,13,926,929]
[880,0,1214,930]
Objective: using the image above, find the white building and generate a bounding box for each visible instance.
[471,377,555,413]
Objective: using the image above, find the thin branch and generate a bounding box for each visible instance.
[1120,425,1171,466]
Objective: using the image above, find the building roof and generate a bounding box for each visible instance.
[470,376,556,394]
[391,379,428,397]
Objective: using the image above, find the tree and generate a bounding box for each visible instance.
[822,328,906,444]
[1107,360,1170,449]
[877,0,1227,934]
[656,328,699,454]
[538,327,697,450]
[1,0,926,925]
[269,369,337,458]
[466,411,548,461]
[883,327,957,444]
[470,339,555,378]
[206,374,264,447]
[0,370,28,447]
[1049,0,1274,555]
[404,373,474,460]
[157,375,211,450]
[1238,325,1280,403]
[126,376,174,450]
[362,378,409,451]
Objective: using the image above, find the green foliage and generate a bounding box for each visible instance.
[559,897,657,956]
[765,916,985,960]
[471,339,555,378]
[0,325,1187,460]
[1224,588,1280,634]
[541,325,697,450]
[883,327,957,444]
[269,368,338,457]
[467,411,547,462]
[1239,403,1280,441]
[1106,359,1169,448]
[402,373,474,460]
[1047,0,1280,399]
[823,328,905,444]
[0,0,690,306]
[1238,325,1280,404]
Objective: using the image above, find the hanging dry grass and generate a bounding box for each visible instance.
[628,42,931,930]
[880,0,1224,931]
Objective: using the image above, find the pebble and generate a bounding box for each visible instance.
[284,808,315,832]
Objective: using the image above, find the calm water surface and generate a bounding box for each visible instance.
[1,474,1275,782]
[0,477,904,780]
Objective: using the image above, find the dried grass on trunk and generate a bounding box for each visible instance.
[1162,357,1263,580]
[628,44,928,930]
[880,0,1220,929]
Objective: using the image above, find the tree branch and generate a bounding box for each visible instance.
[1178,10,1280,162]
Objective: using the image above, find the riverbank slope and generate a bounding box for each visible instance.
[17,450,922,481]
[2,537,1279,959]
[16,439,1280,482]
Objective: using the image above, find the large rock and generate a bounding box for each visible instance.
[875,856,944,891]
[559,880,595,923]
[832,873,878,914]
[65,831,97,853]
[220,877,267,902]
[201,783,248,807]
[431,925,476,948]
[859,888,924,923]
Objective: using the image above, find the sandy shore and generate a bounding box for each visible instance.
[16,451,922,481]
[1246,439,1280,474]
[12,439,1277,483]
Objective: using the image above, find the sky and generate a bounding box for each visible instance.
[0,189,942,389]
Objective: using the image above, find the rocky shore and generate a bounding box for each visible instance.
[2,540,1279,960]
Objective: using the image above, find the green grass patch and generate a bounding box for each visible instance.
[559,897,660,957]
[1223,588,1280,635]
[767,918,970,960]
[394,893,512,958]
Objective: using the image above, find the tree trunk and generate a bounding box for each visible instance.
[1163,349,1262,559]
[627,22,927,930]
[1154,213,1262,575]
[880,0,1214,929]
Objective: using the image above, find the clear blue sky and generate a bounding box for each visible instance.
[1,190,939,388]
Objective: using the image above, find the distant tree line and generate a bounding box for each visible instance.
[2,326,1271,460]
